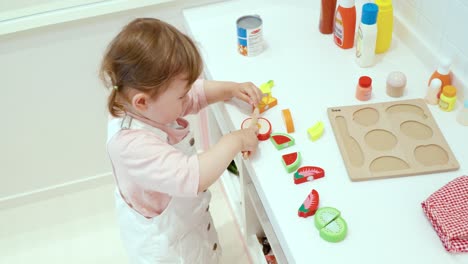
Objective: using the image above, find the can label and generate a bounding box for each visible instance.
[237,15,264,56]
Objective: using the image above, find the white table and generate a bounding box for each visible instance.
[183,1,468,263]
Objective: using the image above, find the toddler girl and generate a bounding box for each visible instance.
[99,18,262,263]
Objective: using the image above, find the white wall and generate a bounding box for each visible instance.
[393,0,467,98]
[0,0,224,203]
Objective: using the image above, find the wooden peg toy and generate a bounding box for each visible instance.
[298,189,319,218]
[294,166,325,184]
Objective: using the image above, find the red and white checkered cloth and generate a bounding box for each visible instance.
[421,176,468,253]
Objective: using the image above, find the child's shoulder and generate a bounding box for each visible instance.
[108,128,169,155]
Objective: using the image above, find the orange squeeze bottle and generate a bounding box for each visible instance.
[334,0,357,49]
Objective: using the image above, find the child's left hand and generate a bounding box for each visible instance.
[231,82,263,107]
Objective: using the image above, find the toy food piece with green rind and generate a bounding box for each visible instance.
[319,216,347,243]
[270,133,295,150]
[314,207,347,242]
[298,189,319,218]
[314,207,341,229]
[294,166,325,184]
[282,152,301,173]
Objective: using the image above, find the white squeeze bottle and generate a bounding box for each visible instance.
[356,3,379,67]
[425,78,442,105]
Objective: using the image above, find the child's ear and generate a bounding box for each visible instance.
[132,93,149,112]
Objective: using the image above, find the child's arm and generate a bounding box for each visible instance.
[197,123,259,193]
[204,80,263,106]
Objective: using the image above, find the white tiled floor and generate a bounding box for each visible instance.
[0,181,250,264]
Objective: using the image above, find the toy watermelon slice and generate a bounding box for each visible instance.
[270,133,295,150]
[298,189,319,218]
[282,152,301,173]
[294,166,325,184]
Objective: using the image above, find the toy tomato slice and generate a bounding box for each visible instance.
[294,166,325,184]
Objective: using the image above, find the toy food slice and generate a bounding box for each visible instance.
[282,109,295,133]
[307,121,324,141]
[314,207,341,230]
[294,166,325,184]
[258,80,277,113]
[314,207,348,243]
[258,96,278,114]
[319,216,347,243]
[270,133,295,150]
[282,152,301,173]
[241,117,272,141]
[298,189,320,218]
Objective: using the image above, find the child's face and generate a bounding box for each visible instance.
[143,75,190,124]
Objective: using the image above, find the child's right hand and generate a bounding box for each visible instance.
[232,125,259,156]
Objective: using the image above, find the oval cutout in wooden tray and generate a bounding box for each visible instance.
[327,99,459,181]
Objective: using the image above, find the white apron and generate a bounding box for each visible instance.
[107,115,221,264]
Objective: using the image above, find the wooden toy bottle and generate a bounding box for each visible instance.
[333,0,356,49]
[356,3,379,67]
[425,78,442,105]
[355,76,372,101]
[319,0,338,34]
[438,85,457,112]
[374,0,393,53]
[428,58,452,98]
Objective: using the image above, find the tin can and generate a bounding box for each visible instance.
[236,15,264,56]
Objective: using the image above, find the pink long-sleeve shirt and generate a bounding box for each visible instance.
[107,79,208,218]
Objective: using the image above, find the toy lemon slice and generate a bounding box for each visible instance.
[307,121,324,141]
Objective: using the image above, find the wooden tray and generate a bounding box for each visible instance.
[327,99,459,181]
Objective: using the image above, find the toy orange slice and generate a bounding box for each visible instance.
[282,109,295,133]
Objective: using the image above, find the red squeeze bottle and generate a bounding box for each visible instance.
[319,0,338,34]
[334,0,356,49]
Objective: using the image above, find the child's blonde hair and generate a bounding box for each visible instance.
[99,18,203,117]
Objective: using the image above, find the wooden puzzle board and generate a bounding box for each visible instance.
[327,99,459,181]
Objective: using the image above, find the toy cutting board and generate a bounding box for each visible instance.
[327,99,459,181]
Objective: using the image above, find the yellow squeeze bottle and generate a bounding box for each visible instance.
[439,85,457,112]
[375,0,393,53]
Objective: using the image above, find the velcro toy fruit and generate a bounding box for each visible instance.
[258,80,277,113]
[241,117,272,141]
[270,133,295,150]
[307,121,324,141]
[282,109,295,133]
[298,189,319,218]
[314,207,348,243]
[282,152,301,173]
[294,166,325,184]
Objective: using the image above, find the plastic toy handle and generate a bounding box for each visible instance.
[243,107,259,159]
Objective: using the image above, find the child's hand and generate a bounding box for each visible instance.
[231,82,263,106]
[232,125,259,156]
